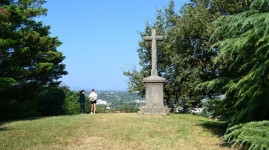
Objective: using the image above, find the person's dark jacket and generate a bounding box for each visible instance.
[79,94,85,103]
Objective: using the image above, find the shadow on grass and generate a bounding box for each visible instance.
[199,121,246,150]
[0,116,45,132]
[0,127,12,131]
[197,120,231,148]
[0,121,11,131]
[199,121,228,136]
[1,116,43,124]
[0,114,81,128]
[0,115,76,132]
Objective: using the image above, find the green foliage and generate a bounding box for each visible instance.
[201,99,222,118]
[123,66,146,96]
[123,0,253,111]
[0,77,15,92]
[95,105,106,113]
[0,0,67,119]
[119,105,139,113]
[107,108,116,113]
[61,86,80,115]
[37,87,65,116]
[223,121,269,150]
[0,98,38,121]
[202,0,269,125]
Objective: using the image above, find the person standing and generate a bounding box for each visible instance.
[89,89,98,114]
[79,90,86,114]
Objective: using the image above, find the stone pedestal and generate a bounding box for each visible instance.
[140,76,169,115]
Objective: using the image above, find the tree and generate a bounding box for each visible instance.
[223,121,269,149]
[0,0,67,120]
[0,77,15,92]
[202,0,269,125]
[123,0,253,112]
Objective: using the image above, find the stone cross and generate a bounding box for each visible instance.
[140,29,169,115]
[144,29,164,76]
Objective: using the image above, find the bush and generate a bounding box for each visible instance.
[62,88,80,115]
[119,105,139,113]
[37,88,65,116]
[223,121,269,150]
[107,109,116,113]
[201,99,222,119]
[95,106,105,113]
[0,98,38,121]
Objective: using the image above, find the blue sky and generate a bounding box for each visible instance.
[39,0,189,91]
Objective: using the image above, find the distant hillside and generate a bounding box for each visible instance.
[84,91,144,102]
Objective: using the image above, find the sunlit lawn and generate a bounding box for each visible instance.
[0,113,230,150]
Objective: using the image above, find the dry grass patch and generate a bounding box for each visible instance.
[0,113,231,150]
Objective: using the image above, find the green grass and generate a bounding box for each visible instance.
[0,113,231,150]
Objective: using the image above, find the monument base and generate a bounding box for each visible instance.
[140,75,169,115]
[140,105,169,115]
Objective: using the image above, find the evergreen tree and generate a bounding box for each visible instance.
[0,0,67,120]
[202,0,269,125]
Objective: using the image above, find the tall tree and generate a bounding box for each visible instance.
[123,0,253,111]
[202,0,269,125]
[0,0,67,120]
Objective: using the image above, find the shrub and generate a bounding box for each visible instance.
[0,98,38,121]
[202,99,222,119]
[95,106,105,113]
[62,89,80,114]
[107,109,116,113]
[37,88,65,116]
[119,105,139,113]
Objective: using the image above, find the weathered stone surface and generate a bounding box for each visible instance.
[143,76,166,83]
[140,105,169,115]
[140,29,169,115]
[140,78,169,115]
[144,29,163,77]
[144,82,164,106]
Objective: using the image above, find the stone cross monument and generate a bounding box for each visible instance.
[140,29,169,115]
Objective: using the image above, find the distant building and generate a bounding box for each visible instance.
[135,100,140,103]
[132,100,146,104]
[190,108,204,113]
[96,99,107,105]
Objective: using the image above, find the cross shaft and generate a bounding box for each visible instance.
[144,29,164,76]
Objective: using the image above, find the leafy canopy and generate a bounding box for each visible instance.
[123,0,253,111]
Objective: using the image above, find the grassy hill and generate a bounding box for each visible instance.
[0,114,231,150]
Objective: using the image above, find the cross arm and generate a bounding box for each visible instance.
[156,36,164,41]
[144,36,152,41]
